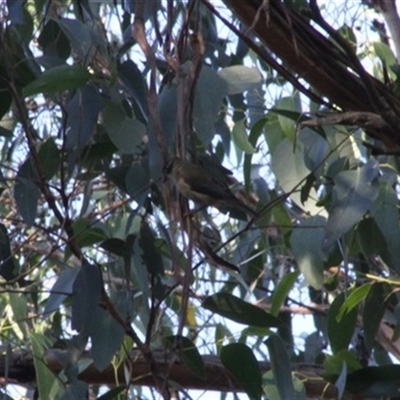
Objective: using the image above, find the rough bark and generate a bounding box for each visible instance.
[217,0,400,148]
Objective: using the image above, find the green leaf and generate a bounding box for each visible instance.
[0,224,17,281]
[335,360,347,399]
[244,118,267,191]
[7,0,26,25]
[165,335,205,379]
[363,283,388,351]
[324,161,380,249]
[221,343,262,399]
[217,65,262,95]
[118,60,148,121]
[102,100,146,154]
[337,283,372,322]
[215,323,231,354]
[203,292,280,328]
[299,127,329,172]
[139,223,164,276]
[71,262,102,334]
[324,350,361,377]
[232,119,255,155]
[9,292,27,337]
[55,18,94,62]
[370,179,400,273]
[270,270,300,316]
[356,217,388,261]
[274,96,301,141]
[263,369,306,400]
[30,332,61,399]
[38,138,60,180]
[100,238,127,257]
[193,65,227,146]
[328,293,357,353]
[265,335,295,400]
[44,268,80,315]
[290,216,325,289]
[373,42,396,68]
[66,85,100,151]
[38,19,70,60]
[272,200,293,235]
[90,303,125,371]
[271,138,319,214]
[14,177,40,227]
[23,64,91,96]
[263,115,284,154]
[125,161,150,206]
[72,219,108,248]
[338,24,357,51]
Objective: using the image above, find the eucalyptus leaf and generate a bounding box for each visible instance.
[363,283,388,351]
[118,60,148,121]
[30,333,62,399]
[324,161,379,250]
[14,177,39,227]
[55,18,94,62]
[89,304,125,371]
[290,216,325,289]
[0,224,17,281]
[328,293,357,354]
[203,292,280,327]
[265,335,295,400]
[66,85,100,151]
[370,178,400,272]
[271,138,320,214]
[38,138,60,180]
[44,268,80,316]
[221,343,262,399]
[23,64,91,96]
[193,65,227,146]
[337,284,372,322]
[217,65,262,95]
[102,100,146,154]
[232,119,255,155]
[270,270,300,316]
[71,263,102,334]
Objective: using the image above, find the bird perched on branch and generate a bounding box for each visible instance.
[163,157,256,218]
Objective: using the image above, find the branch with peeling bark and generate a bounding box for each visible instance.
[214,0,400,149]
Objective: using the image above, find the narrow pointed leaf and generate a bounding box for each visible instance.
[203,292,280,327]
[23,64,91,96]
[265,335,295,400]
[324,161,379,248]
[270,270,300,316]
[328,293,357,354]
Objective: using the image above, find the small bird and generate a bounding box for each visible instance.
[163,157,256,218]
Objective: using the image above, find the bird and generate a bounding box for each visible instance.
[163,157,256,218]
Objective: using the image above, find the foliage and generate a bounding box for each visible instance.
[1,0,400,399]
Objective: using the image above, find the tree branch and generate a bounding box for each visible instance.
[1,349,338,398]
